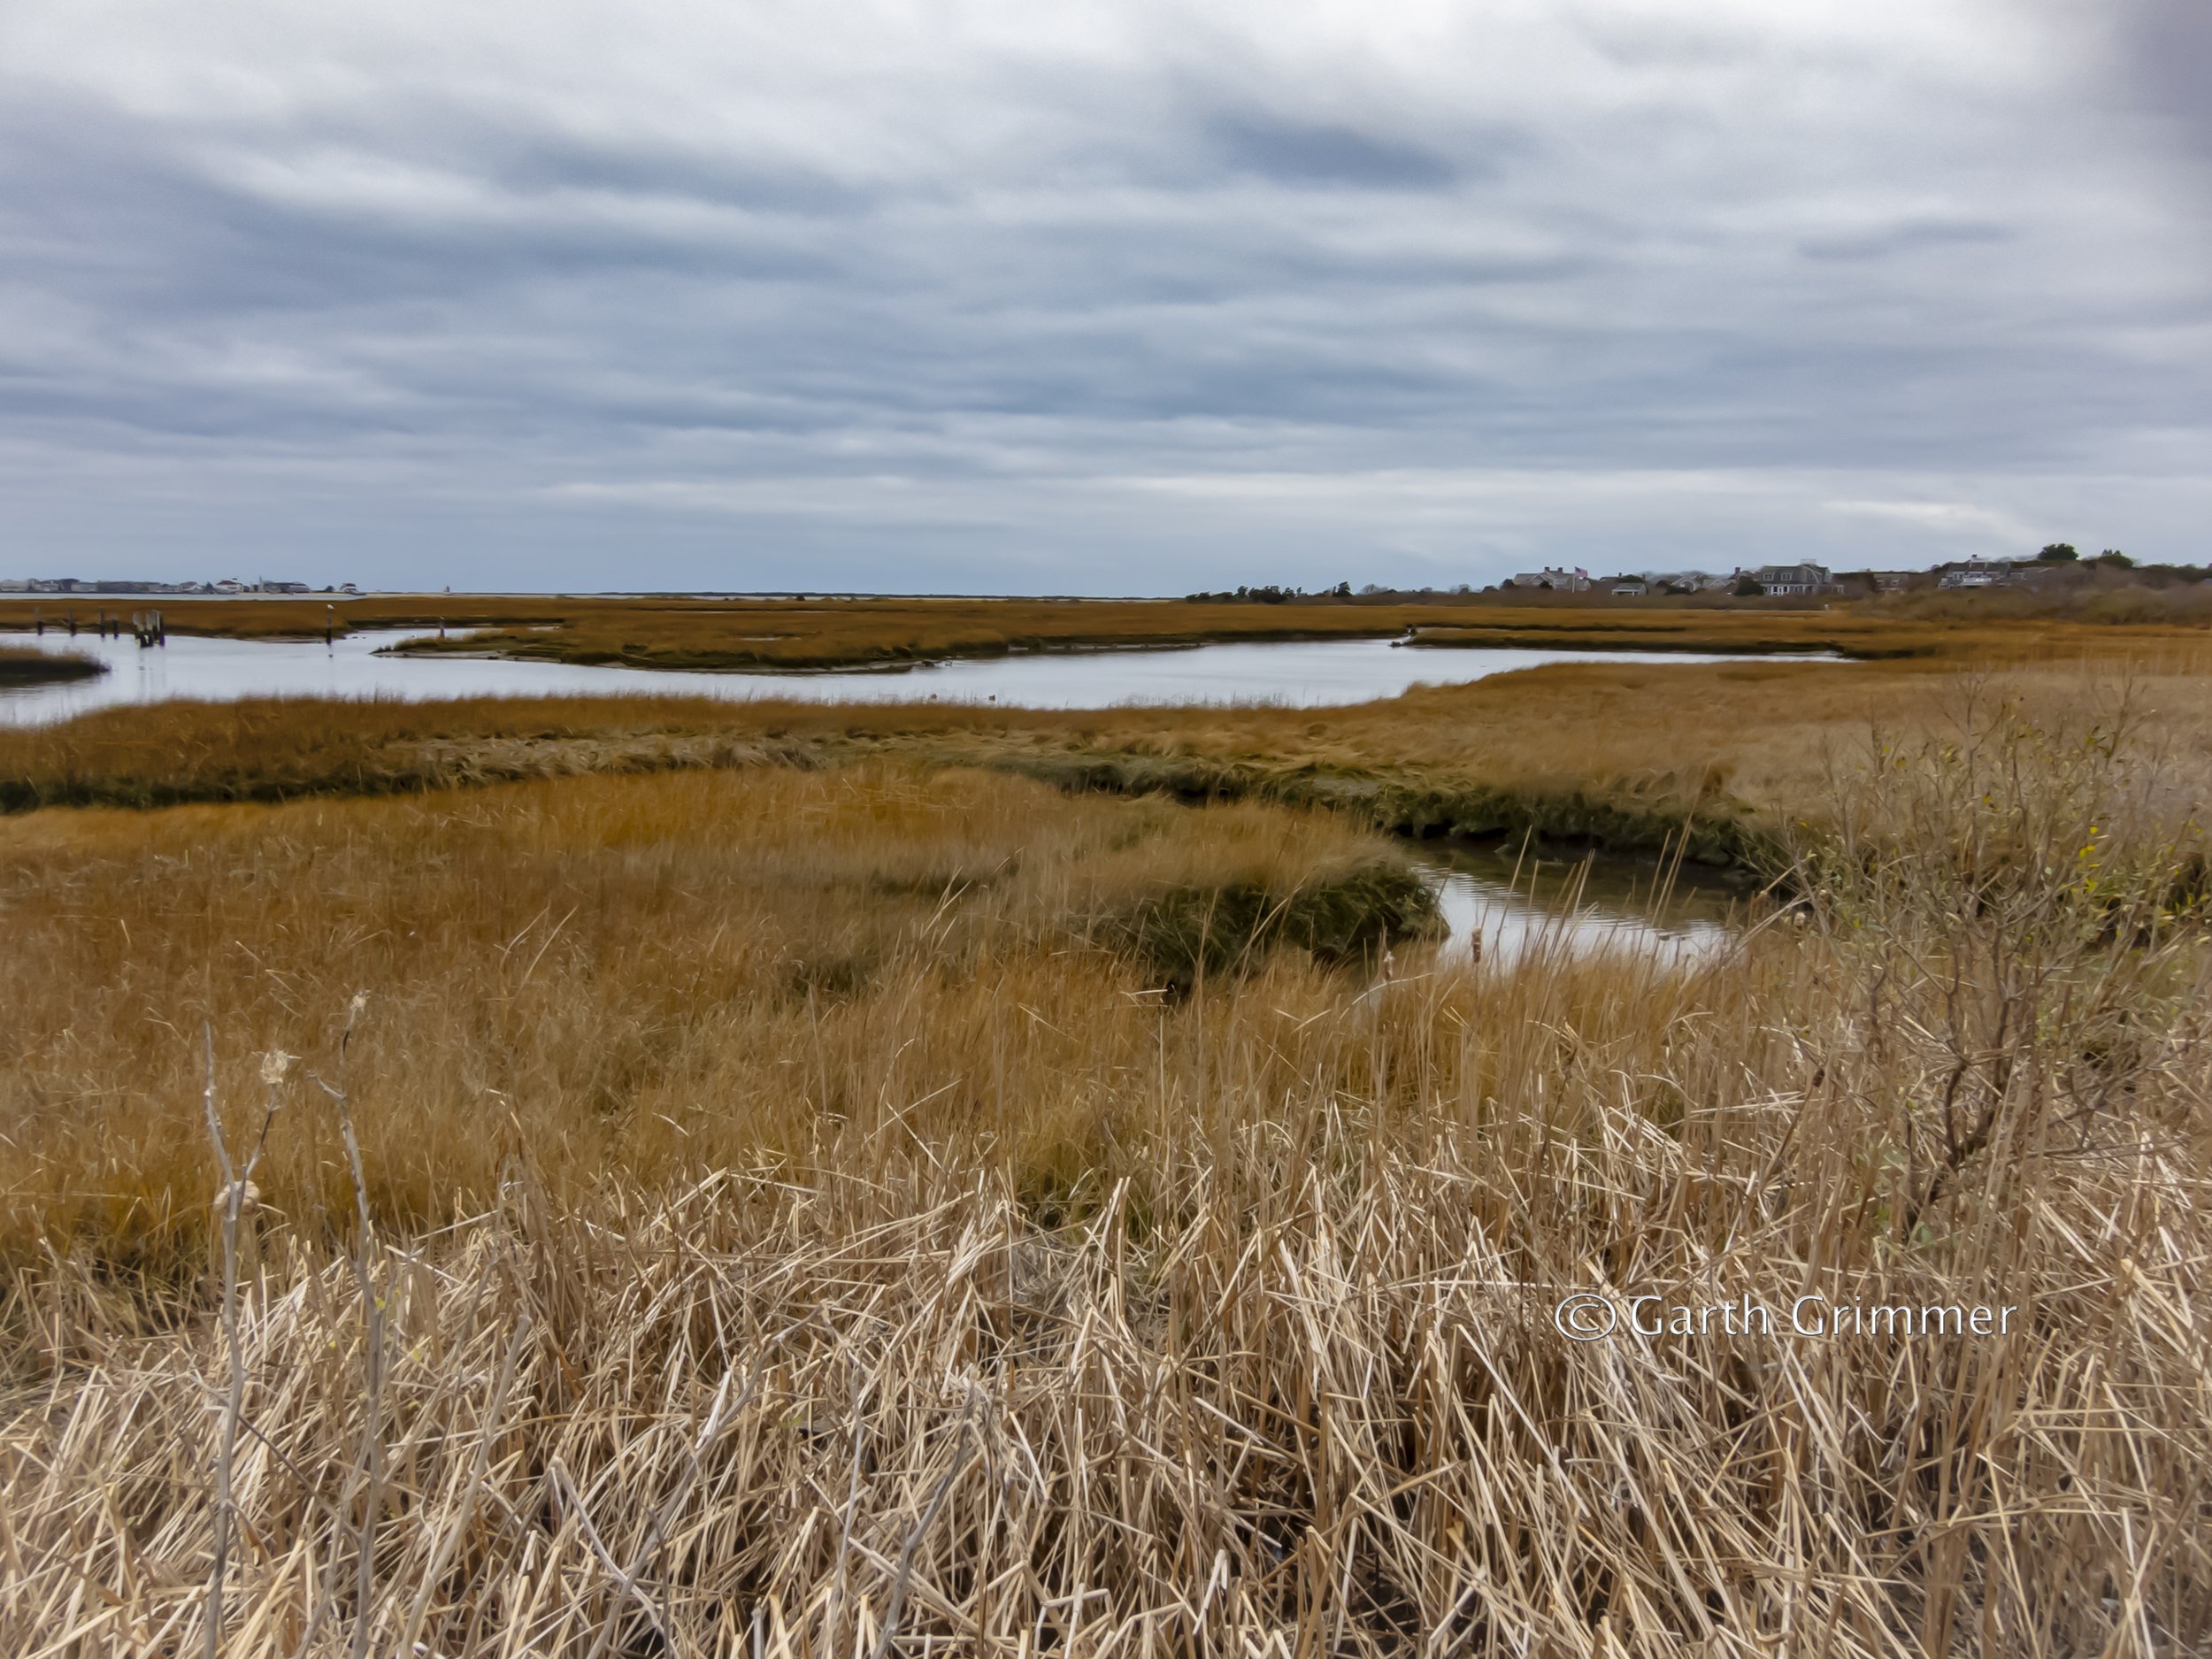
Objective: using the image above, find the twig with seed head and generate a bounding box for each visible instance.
[202,1024,288,1659]
[310,993,380,1659]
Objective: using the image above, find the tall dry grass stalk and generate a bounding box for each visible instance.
[0,709,2208,1654]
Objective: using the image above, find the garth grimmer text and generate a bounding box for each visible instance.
[1554,1291,2022,1343]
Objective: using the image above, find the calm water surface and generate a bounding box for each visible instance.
[1417,841,1744,965]
[0,629,1809,726]
[4,627,1755,958]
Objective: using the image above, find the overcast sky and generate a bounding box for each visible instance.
[1,1,2206,593]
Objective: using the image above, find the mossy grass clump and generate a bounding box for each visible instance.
[1102,856,1440,981]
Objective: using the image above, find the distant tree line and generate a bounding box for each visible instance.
[1185,582,1356,603]
[2038,544,2140,567]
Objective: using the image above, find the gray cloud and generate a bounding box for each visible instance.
[2117,0,2212,165]
[0,0,2205,591]
[1204,112,1467,190]
[1796,219,2012,263]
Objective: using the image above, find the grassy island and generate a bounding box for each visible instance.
[0,644,105,686]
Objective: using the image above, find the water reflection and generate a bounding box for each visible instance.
[0,628,1819,727]
[1416,841,1743,966]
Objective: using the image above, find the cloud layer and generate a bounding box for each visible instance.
[1,0,2205,590]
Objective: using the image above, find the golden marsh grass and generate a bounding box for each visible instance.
[0,764,1441,1256]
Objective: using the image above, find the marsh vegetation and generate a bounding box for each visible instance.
[1,595,1443,669]
[1,672,2208,1655]
[11,587,2212,675]
[0,644,104,687]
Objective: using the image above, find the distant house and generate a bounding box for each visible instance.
[1937,559,2039,590]
[215,578,247,594]
[1862,571,1916,592]
[1610,578,1648,596]
[1641,570,1721,594]
[1507,566,1592,593]
[259,580,311,595]
[1750,563,1832,596]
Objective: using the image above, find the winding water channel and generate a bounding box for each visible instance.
[4,627,1764,958]
[0,627,1813,726]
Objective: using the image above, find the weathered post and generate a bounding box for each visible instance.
[66,611,77,637]
[33,606,42,634]
[326,603,335,647]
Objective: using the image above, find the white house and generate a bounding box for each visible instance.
[1507,566,1592,593]
[1749,563,1832,596]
